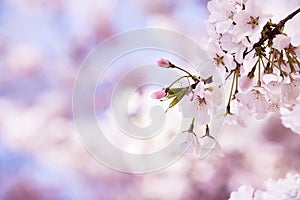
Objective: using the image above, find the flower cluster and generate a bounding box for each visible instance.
[206,0,300,127]
[229,173,300,200]
[152,0,300,157]
[152,58,224,156]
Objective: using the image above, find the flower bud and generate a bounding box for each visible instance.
[157,58,171,68]
[151,89,167,99]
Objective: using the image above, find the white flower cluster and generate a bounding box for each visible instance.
[153,0,300,157]
[153,59,224,157]
[206,0,300,132]
[206,0,271,79]
[229,173,300,200]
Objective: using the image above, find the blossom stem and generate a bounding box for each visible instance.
[189,118,197,137]
[235,70,239,94]
[285,50,297,73]
[291,53,300,70]
[262,54,287,76]
[257,57,262,87]
[226,70,237,114]
[247,8,300,56]
[170,64,200,82]
[225,69,235,80]
[168,75,191,89]
[255,8,300,47]
[261,56,268,74]
[201,124,215,140]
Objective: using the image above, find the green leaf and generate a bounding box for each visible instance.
[167,87,188,98]
[167,89,187,109]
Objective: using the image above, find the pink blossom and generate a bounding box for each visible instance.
[176,131,201,155]
[207,42,235,70]
[179,95,211,126]
[281,78,300,104]
[225,99,248,127]
[207,41,235,83]
[235,89,270,119]
[273,34,291,51]
[207,0,242,34]
[151,89,166,99]
[225,114,247,128]
[232,0,271,43]
[239,75,254,91]
[196,103,211,125]
[220,33,247,64]
[157,58,171,68]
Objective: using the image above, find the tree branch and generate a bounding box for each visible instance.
[253,7,300,49]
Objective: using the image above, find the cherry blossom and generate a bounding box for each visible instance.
[207,41,235,82]
[207,0,242,34]
[235,88,270,119]
[219,33,247,64]
[154,0,300,159]
[273,34,291,51]
[281,104,300,134]
[232,0,271,43]
[239,75,254,91]
[225,99,248,127]
[280,78,300,105]
[179,95,211,126]
[175,129,201,155]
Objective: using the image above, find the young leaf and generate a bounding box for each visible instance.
[167,87,188,98]
[167,88,187,109]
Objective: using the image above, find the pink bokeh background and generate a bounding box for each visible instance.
[1,0,300,199]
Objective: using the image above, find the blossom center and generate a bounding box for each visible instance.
[247,16,259,29]
[214,54,225,65]
[227,11,235,20]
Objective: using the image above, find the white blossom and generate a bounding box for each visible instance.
[273,34,291,51]
[232,0,271,43]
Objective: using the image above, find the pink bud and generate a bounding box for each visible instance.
[157,58,171,68]
[151,89,166,99]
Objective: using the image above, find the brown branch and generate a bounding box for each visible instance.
[253,7,300,49]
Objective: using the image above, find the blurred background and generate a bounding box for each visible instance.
[1,0,300,199]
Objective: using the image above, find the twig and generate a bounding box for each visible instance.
[253,8,300,49]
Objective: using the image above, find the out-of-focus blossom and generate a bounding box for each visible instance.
[229,185,254,200]
[255,173,300,200]
[230,173,300,200]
